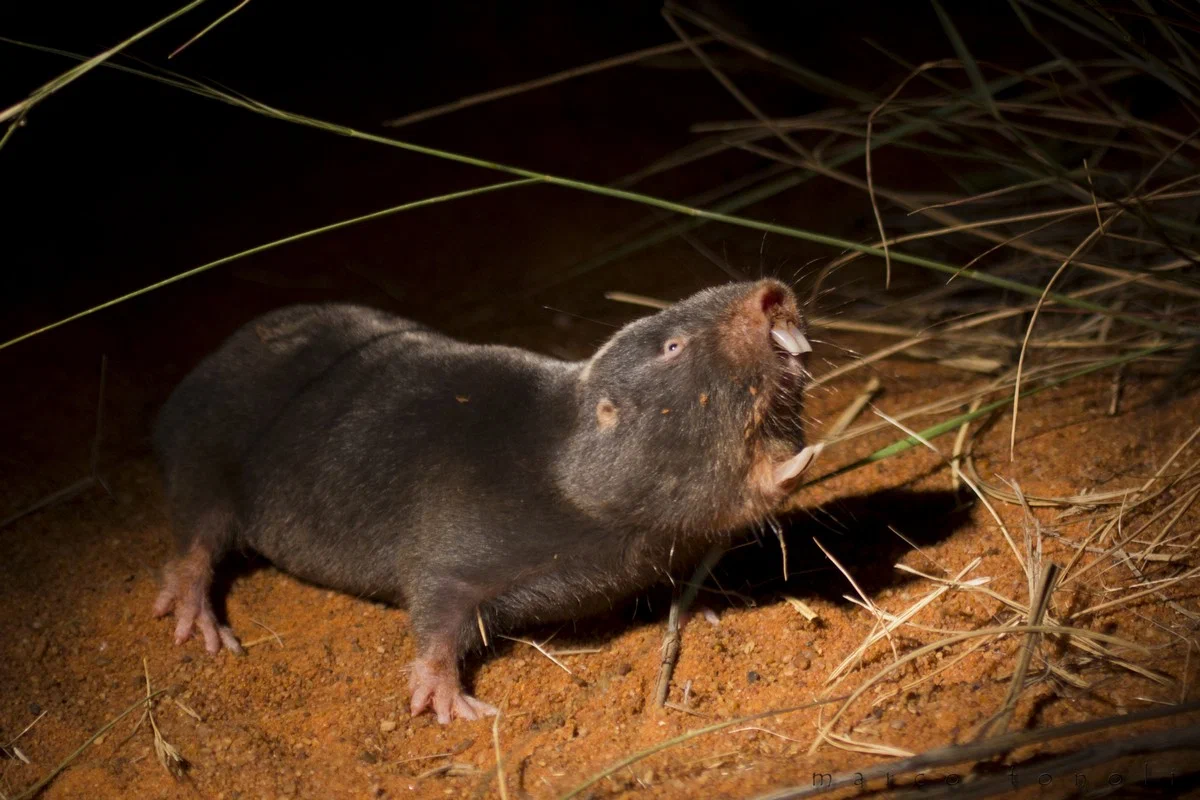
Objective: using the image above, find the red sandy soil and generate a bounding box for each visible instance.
[3,333,1199,799]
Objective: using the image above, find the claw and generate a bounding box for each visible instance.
[153,543,243,655]
[410,653,496,724]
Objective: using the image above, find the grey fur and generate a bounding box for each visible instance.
[154,280,808,681]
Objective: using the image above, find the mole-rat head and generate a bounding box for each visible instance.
[559,279,815,534]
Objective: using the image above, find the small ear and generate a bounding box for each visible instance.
[596,398,619,430]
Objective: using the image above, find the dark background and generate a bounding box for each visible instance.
[0,0,1115,504]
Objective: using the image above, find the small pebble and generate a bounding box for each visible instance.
[380,719,397,733]
[747,671,760,684]
[31,637,48,661]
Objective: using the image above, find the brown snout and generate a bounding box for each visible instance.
[719,280,809,366]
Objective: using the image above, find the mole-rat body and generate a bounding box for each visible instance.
[153,280,816,722]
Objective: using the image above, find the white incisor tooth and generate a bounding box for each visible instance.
[770,325,802,355]
[773,443,824,485]
[787,322,813,353]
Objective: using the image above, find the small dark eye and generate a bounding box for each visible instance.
[662,338,686,359]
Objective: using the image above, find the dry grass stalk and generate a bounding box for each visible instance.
[863,60,962,287]
[1071,564,1200,620]
[249,617,283,648]
[1,356,109,531]
[761,699,1200,799]
[653,595,683,708]
[1008,169,1197,460]
[813,537,901,665]
[1134,485,1200,569]
[558,696,848,800]
[822,378,881,442]
[950,396,984,490]
[139,657,185,777]
[973,563,1061,741]
[873,408,1026,576]
[0,711,47,768]
[903,550,1167,688]
[824,559,983,687]
[496,634,576,676]
[962,453,1136,508]
[1055,426,1200,629]
[829,357,1108,446]
[602,291,1079,393]
[808,409,1176,747]
[10,690,167,800]
[736,137,1200,303]
[824,731,914,758]
[661,8,811,166]
[172,699,202,723]
[781,596,819,623]
[806,624,1148,755]
[382,37,712,129]
[491,703,509,800]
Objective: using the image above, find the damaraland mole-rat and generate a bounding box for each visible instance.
[152,278,819,723]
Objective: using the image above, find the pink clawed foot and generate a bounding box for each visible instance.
[409,655,496,724]
[153,544,244,656]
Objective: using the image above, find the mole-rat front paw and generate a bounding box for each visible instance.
[153,558,244,655]
[152,544,245,655]
[154,586,244,655]
[409,657,497,724]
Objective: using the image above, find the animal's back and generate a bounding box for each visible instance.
[234,332,583,599]
[153,304,425,549]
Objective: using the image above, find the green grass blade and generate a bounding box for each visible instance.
[0,0,208,126]
[0,42,1187,346]
[0,179,538,352]
[168,0,251,60]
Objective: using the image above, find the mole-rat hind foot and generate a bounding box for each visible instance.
[152,542,244,655]
[409,651,497,724]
